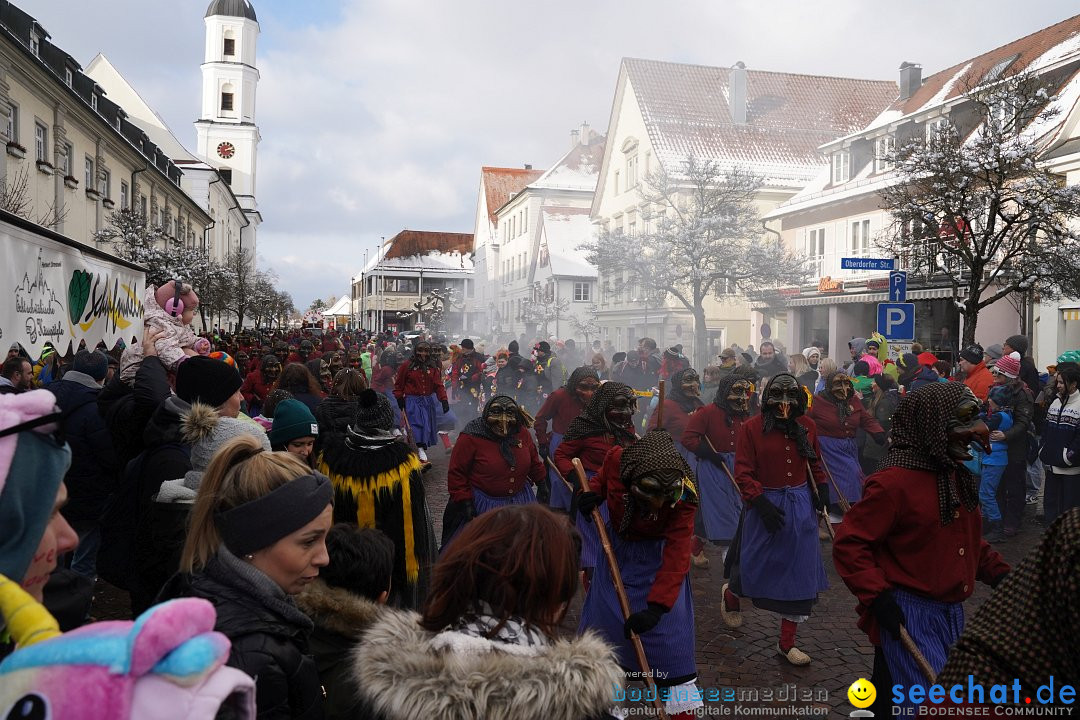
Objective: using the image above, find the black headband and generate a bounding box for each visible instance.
[216,472,334,556]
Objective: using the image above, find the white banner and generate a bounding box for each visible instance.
[0,215,146,357]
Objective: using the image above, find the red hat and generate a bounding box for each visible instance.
[995,352,1021,379]
[917,351,939,368]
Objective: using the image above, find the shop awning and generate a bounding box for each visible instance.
[1064,309,1080,321]
[768,286,965,308]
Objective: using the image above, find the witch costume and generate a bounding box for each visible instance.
[833,382,1010,715]
[647,367,705,440]
[316,389,437,610]
[534,367,601,511]
[442,395,545,546]
[577,430,704,718]
[727,373,830,665]
[393,341,448,459]
[681,368,757,545]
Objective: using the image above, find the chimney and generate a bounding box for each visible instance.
[580,121,591,145]
[570,128,580,150]
[730,61,747,125]
[899,62,922,100]
[524,164,532,170]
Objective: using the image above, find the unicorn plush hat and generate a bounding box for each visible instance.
[0,390,255,719]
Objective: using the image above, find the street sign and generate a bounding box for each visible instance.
[877,303,915,341]
[889,270,907,302]
[841,257,895,271]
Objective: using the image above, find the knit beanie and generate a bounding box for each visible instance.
[0,390,70,583]
[352,389,395,431]
[959,344,984,365]
[175,356,243,408]
[984,344,1004,362]
[988,385,1010,407]
[269,398,319,447]
[1005,334,1029,356]
[182,402,271,472]
[537,341,551,353]
[996,352,1021,379]
[508,340,519,354]
[72,349,108,381]
[898,352,920,372]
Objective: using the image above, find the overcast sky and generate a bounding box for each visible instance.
[23,0,1080,308]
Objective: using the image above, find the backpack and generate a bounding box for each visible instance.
[97,443,189,590]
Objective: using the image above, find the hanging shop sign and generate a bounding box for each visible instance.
[817,276,845,293]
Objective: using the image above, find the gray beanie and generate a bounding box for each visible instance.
[182,402,271,471]
[73,349,109,381]
[352,388,395,431]
[984,344,1004,362]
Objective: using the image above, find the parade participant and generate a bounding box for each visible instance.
[861,338,885,376]
[808,371,885,520]
[350,504,622,720]
[727,373,830,665]
[577,430,704,718]
[316,389,436,609]
[442,395,545,545]
[534,367,600,510]
[393,340,449,465]
[532,341,566,408]
[449,339,486,424]
[272,363,324,413]
[682,368,756,569]
[314,368,367,440]
[648,367,705,440]
[370,349,401,426]
[833,382,1009,716]
[555,382,639,575]
[269,398,320,467]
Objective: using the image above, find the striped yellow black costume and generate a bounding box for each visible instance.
[316,389,437,610]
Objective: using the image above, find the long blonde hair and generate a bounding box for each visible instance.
[789,353,810,376]
[181,435,315,573]
[818,357,838,378]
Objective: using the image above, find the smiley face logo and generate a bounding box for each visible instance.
[848,678,876,709]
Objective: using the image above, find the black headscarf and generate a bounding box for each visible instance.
[563,381,637,444]
[879,382,979,527]
[565,366,599,393]
[617,429,698,535]
[408,341,436,370]
[668,368,705,415]
[461,395,531,466]
[713,366,758,425]
[818,370,854,422]
[761,373,816,460]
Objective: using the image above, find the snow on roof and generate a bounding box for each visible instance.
[538,208,596,278]
[623,58,897,187]
[531,137,605,191]
[322,295,351,316]
[481,167,544,225]
[354,229,474,280]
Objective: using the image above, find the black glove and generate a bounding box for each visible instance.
[695,444,725,467]
[397,396,406,410]
[751,495,785,533]
[457,498,477,522]
[871,589,906,640]
[538,443,550,461]
[576,490,602,520]
[872,431,887,446]
[441,399,451,414]
[813,484,829,513]
[536,478,551,505]
[623,603,666,638]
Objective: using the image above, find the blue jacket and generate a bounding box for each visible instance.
[980,410,1012,466]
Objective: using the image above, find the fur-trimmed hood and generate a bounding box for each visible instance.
[295,579,381,639]
[351,608,622,720]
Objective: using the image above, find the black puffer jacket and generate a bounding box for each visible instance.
[314,395,357,434]
[98,355,171,467]
[160,555,324,720]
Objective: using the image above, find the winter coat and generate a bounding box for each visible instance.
[393,364,447,403]
[999,379,1035,466]
[860,389,899,469]
[349,608,622,720]
[446,427,545,502]
[1040,390,1080,475]
[900,366,939,393]
[159,555,324,720]
[963,362,995,403]
[314,395,358,436]
[752,355,787,381]
[49,371,118,529]
[240,368,275,411]
[98,355,172,468]
[295,581,382,720]
[808,394,884,441]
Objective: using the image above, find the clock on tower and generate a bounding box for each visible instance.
[216,141,235,159]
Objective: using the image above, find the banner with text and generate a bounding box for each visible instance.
[0,219,145,357]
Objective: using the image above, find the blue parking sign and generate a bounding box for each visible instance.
[877,303,915,341]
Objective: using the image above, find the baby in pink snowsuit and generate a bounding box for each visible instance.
[120,280,210,380]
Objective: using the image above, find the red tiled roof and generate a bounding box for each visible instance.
[383,230,474,260]
[895,14,1080,115]
[481,166,544,224]
[623,58,897,180]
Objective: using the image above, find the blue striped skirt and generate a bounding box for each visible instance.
[547,432,573,511]
[579,530,696,681]
[737,484,828,603]
[681,445,741,543]
[442,485,537,551]
[405,394,438,446]
[381,388,401,427]
[577,470,607,569]
[818,435,864,505]
[880,587,964,711]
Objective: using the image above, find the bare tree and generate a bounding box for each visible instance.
[0,165,68,228]
[569,304,601,346]
[584,156,810,370]
[224,247,257,331]
[877,71,1080,346]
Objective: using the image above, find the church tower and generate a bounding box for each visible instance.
[196,0,261,243]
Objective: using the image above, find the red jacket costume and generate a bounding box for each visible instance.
[533,388,584,449]
[553,434,616,480]
[681,404,746,454]
[447,427,545,502]
[449,352,486,391]
[646,398,698,441]
[240,369,273,407]
[393,364,447,403]
[733,415,827,502]
[807,397,884,439]
[591,445,695,609]
[833,466,1010,644]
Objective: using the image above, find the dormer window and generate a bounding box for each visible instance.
[64,68,73,87]
[874,135,895,173]
[831,150,850,184]
[29,30,40,57]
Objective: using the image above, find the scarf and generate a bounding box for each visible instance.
[563,381,637,444]
[818,371,853,422]
[461,395,527,466]
[211,546,314,632]
[879,382,979,527]
[668,368,705,415]
[761,373,817,460]
[449,600,548,649]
